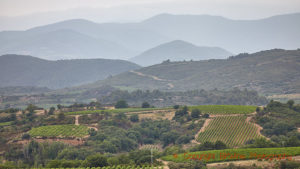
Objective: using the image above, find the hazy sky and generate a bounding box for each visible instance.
[0,0,300,30]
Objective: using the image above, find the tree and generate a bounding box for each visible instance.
[215,140,227,149]
[48,107,55,115]
[287,100,295,108]
[82,154,108,167]
[57,104,63,110]
[203,113,210,118]
[115,100,128,109]
[130,114,139,122]
[141,102,150,108]
[191,109,201,118]
[173,105,180,109]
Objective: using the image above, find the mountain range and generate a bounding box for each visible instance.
[0,54,140,89]
[0,13,299,61]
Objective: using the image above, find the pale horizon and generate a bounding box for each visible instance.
[1,0,300,31]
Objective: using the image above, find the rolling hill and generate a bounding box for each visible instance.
[84,49,300,95]
[129,40,232,66]
[0,54,140,89]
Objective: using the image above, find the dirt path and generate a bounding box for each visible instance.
[74,115,80,125]
[157,159,169,169]
[130,70,174,89]
[246,113,268,139]
[191,118,212,144]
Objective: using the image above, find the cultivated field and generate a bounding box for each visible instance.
[0,121,11,126]
[197,116,261,147]
[162,147,300,163]
[189,105,256,114]
[28,124,89,138]
[65,107,170,115]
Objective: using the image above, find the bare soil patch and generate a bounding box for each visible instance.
[137,110,175,120]
[207,156,300,169]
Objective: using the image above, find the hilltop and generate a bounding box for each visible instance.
[129,40,232,66]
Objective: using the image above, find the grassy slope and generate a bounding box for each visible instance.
[86,49,300,95]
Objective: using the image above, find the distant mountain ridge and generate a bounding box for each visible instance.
[83,49,300,95]
[0,54,140,89]
[129,40,232,66]
[0,13,299,60]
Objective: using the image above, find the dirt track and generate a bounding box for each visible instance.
[130,70,174,89]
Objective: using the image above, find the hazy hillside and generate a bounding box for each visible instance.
[0,19,170,60]
[0,13,299,60]
[0,29,134,60]
[140,13,300,53]
[130,40,232,66]
[0,86,52,96]
[0,54,140,89]
[86,49,300,95]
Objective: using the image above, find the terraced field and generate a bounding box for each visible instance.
[0,121,11,126]
[189,105,256,114]
[28,124,89,138]
[162,147,300,163]
[65,107,170,115]
[197,116,261,147]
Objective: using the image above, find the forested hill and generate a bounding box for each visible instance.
[0,54,140,89]
[87,49,300,95]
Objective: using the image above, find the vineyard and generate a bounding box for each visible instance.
[65,107,170,115]
[29,124,89,138]
[33,166,163,169]
[188,105,256,114]
[0,121,11,126]
[162,146,300,163]
[197,116,261,147]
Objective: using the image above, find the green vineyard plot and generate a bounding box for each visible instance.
[189,105,256,114]
[197,116,261,147]
[162,147,300,163]
[29,124,89,138]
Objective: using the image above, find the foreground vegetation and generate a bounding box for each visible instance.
[1,100,300,168]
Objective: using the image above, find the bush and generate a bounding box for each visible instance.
[280,160,300,169]
[22,133,31,140]
[82,154,108,167]
[142,102,150,108]
[203,113,209,118]
[130,114,139,122]
[191,109,201,118]
[173,105,180,109]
